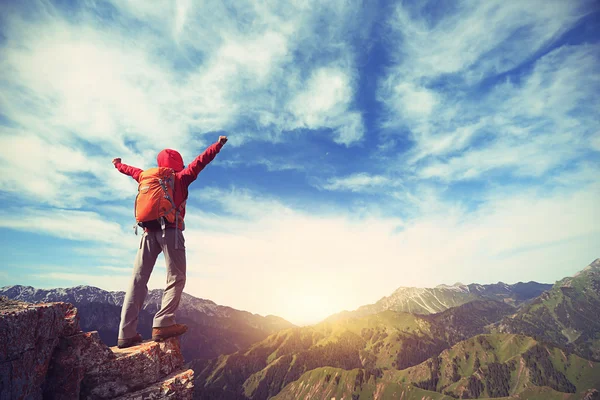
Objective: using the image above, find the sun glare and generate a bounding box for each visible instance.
[280,293,344,326]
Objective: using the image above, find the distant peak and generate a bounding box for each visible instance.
[572,258,600,277]
[435,282,466,289]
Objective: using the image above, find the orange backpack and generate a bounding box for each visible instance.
[134,167,181,235]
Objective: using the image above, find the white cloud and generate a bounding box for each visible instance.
[392,83,438,118]
[388,0,589,80]
[409,120,487,165]
[496,44,600,120]
[287,67,364,145]
[0,131,139,207]
[290,68,352,123]
[174,0,191,40]
[320,173,399,192]
[110,0,174,23]
[219,158,305,172]
[334,112,364,145]
[378,0,598,183]
[0,18,181,149]
[195,187,293,220]
[0,208,128,245]
[415,44,600,181]
[419,131,580,181]
[591,132,600,152]
[219,32,289,81]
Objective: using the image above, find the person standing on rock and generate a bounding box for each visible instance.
[112,136,228,348]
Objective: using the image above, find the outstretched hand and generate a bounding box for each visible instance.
[112,158,121,166]
[218,135,228,145]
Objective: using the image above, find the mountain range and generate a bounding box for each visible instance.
[2,258,599,399]
[193,259,599,399]
[326,281,552,321]
[495,258,600,362]
[193,299,517,399]
[274,334,600,400]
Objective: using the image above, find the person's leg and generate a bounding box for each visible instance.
[153,228,187,328]
[118,231,162,340]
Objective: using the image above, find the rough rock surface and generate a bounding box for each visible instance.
[44,331,116,399]
[0,296,194,399]
[0,297,80,399]
[113,369,194,400]
[81,339,185,399]
[584,388,600,400]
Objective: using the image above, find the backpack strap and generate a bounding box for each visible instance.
[158,175,178,223]
[157,170,183,248]
[158,179,177,209]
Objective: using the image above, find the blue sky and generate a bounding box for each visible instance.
[0,0,599,325]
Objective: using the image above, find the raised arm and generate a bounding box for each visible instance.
[179,136,227,187]
[112,158,143,182]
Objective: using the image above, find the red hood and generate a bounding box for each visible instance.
[157,149,184,172]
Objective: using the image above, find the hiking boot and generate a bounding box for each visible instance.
[117,333,143,349]
[152,324,188,342]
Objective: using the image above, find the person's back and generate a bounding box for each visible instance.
[113,136,228,348]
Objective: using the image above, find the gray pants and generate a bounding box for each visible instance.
[118,228,186,340]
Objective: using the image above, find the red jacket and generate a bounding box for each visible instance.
[115,141,224,230]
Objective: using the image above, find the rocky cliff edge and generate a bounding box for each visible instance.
[0,295,193,399]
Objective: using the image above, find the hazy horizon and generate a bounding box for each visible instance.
[2,260,595,326]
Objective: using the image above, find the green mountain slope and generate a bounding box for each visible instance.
[423,300,515,346]
[393,333,600,399]
[495,258,600,361]
[272,367,452,400]
[194,300,514,399]
[273,334,600,400]
[193,261,600,399]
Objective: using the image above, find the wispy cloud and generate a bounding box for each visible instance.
[0,131,139,207]
[319,173,400,192]
[592,132,600,152]
[173,0,191,40]
[416,44,600,181]
[0,208,129,244]
[378,0,599,183]
[286,67,364,145]
[219,157,306,173]
[386,0,589,81]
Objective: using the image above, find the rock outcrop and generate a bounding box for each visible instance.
[0,296,193,399]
